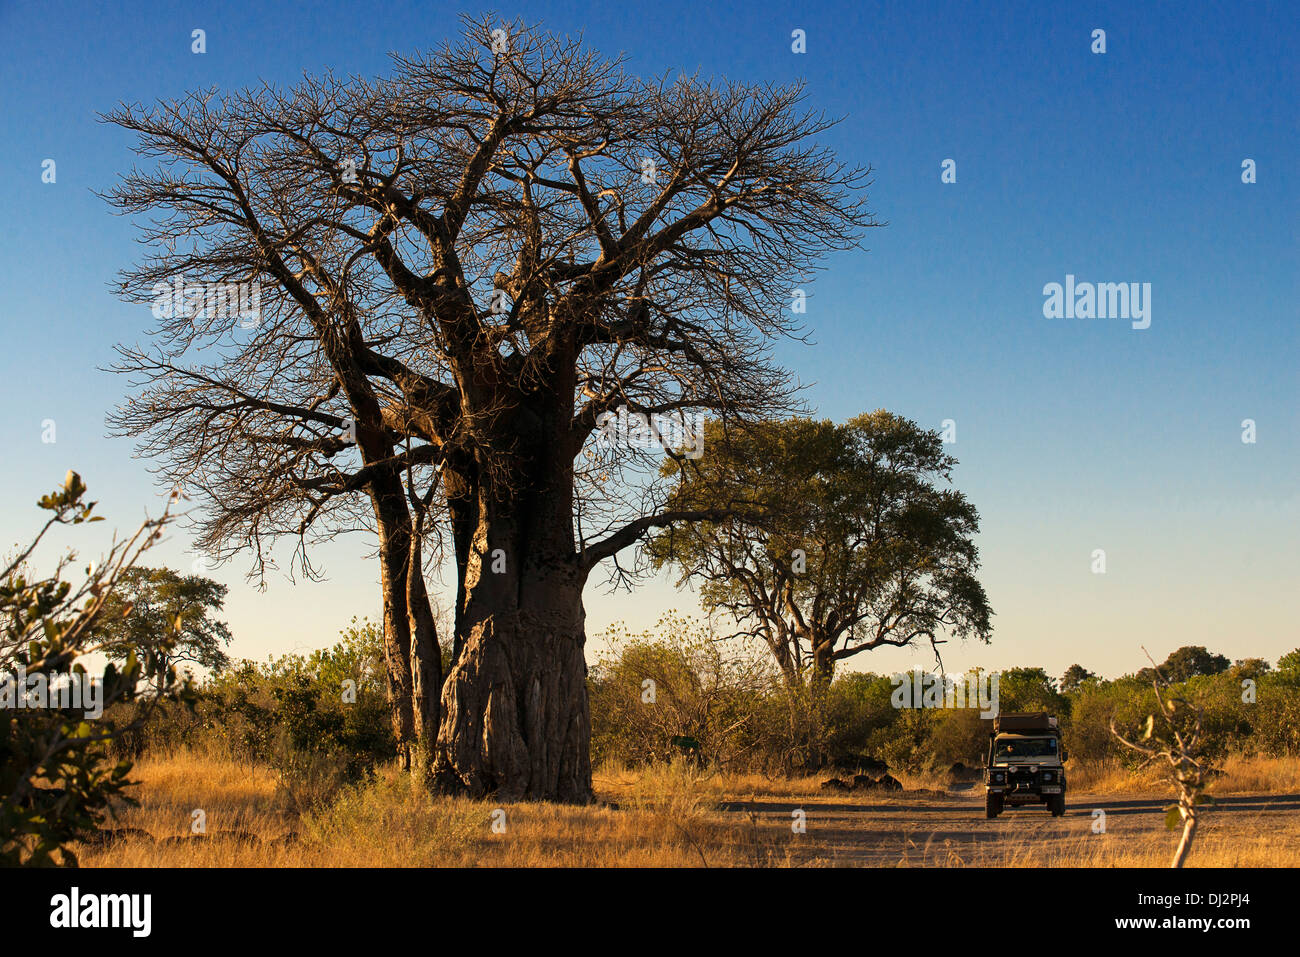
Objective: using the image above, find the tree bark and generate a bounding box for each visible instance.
[811,639,835,690]
[762,622,801,690]
[374,496,415,757]
[432,443,594,802]
[370,468,440,769]
[434,568,592,801]
[1171,807,1198,868]
[406,514,441,774]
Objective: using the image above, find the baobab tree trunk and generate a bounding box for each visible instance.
[434,573,592,801]
[434,563,592,800]
[432,445,594,802]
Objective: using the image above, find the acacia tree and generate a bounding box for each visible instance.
[103,16,874,800]
[647,412,992,688]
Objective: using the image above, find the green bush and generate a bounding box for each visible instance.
[589,618,1300,776]
[132,617,396,807]
[1,474,185,866]
[589,613,773,770]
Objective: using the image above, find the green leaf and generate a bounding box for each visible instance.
[1164,804,1183,830]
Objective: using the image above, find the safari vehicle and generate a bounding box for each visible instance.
[983,712,1067,818]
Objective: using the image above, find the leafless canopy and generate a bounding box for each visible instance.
[103,15,877,585]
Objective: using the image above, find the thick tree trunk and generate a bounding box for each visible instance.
[430,341,596,802]
[432,455,593,801]
[434,555,592,801]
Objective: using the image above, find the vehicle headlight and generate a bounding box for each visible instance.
[991,771,1005,783]
[1042,770,1055,782]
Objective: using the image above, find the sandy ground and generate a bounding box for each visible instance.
[718,788,1300,865]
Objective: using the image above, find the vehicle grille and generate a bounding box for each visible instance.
[1008,767,1039,789]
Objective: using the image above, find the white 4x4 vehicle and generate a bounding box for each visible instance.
[984,712,1067,818]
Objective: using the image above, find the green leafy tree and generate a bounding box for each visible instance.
[1140,646,1230,684]
[89,566,232,693]
[996,667,1069,716]
[1229,658,1271,681]
[1254,670,1300,755]
[197,617,399,810]
[823,672,902,766]
[648,412,992,689]
[589,613,772,769]
[1059,663,1098,694]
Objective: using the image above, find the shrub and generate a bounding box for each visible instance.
[589,613,774,770]
[1,473,184,865]
[130,617,396,810]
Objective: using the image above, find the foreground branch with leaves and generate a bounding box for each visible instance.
[0,473,186,865]
[1111,648,1215,868]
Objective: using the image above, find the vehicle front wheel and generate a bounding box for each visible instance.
[1049,794,1066,817]
[986,793,1003,818]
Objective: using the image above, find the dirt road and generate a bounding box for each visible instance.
[718,790,1300,865]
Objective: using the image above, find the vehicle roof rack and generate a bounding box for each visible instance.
[990,712,1059,734]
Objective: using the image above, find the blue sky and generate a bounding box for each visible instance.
[0,0,1295,680]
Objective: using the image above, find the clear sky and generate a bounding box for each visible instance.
[0,0,1295,681]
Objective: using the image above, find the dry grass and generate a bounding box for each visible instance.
[593,761,958,800]
[1067,754,1300,795]
[75,749,1300,867]
[77,749,772,867]
[957,823,1300,867]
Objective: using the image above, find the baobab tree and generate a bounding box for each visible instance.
[103,15,876,800]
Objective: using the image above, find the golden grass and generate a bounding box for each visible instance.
[1067,754,1300,795]
[77,750,774,867]
[954,824,1300,868]
[593,761,958,800]
[76,750,1300,867]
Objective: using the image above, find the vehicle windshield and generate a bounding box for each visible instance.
[994,737,1058,761]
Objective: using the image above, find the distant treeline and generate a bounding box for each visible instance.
[586,614,1300,774]
[121,613,1300,789]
